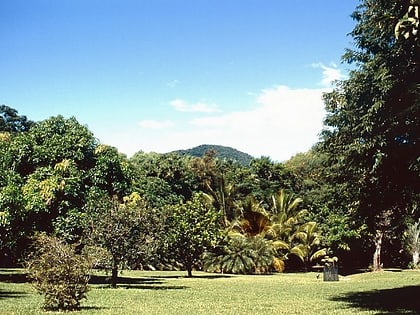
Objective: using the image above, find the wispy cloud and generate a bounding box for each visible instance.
[312,62,346,87]
[138,119,174,129]
[166,80,181,88]
[170,99,221,113]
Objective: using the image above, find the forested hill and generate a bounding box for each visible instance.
[173,144,254,166]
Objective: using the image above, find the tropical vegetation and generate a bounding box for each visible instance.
[0,0,419,312]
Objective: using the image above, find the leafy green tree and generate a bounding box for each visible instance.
[1,116,96,262]
[130,151,197,206]
[89,144,133,198]
[0,105,33,133]
[1,115,135,265]
[269,190,309,241]
[85,191,158,287]
[285,149,363,256]
[321,0,419,271]
[25,116,97,173]
[249,157,299,205]
[167,193,221,277]
[22,159,85,237]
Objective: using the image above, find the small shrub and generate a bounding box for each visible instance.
[25,233,92,311]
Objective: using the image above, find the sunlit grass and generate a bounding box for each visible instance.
[1,269,419,314]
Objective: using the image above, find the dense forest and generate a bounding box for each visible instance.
[173,144,254,166]
[0,0,419,282]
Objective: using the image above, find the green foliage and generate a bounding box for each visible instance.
[89,145,133,197]
[174,144,254,166]
[130,151,197,205]
[25,233,92,311]
[249,157,299,204]
[285,149,362,252]
[0,105,33,133]
[167,193,222,277]
[321,0,419,269]
[204,234,276,275]
[85,191,158,287]
[0,114,136,265]
[22,116,96,173]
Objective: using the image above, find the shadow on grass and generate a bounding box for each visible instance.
[0,289,28,300]
[0,271,28,283]
[90,275,163,285]
[150,273,233,279]
[331,285,420,315]
[89,275,188,290]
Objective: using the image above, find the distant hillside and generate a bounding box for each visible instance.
[173,144,254,166]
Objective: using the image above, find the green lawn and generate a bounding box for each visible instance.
[1,268,419,314]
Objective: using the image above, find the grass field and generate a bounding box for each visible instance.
[1,268,419,314]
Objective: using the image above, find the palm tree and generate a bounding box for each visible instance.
[268,190,309,241]
[290,221,327,270]
[203,234,277,274]
[230,195,271,237]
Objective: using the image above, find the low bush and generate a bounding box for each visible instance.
[25,233,92,311]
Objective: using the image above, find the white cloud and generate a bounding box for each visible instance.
[187,85,326,161]
[170,99,221,113]
[102,82,330,161]
[103,86,328,161]
[138,119,174,129]
[312,63,345,87]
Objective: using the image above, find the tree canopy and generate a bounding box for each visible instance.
[321,0,419,270]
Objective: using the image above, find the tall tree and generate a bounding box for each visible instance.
[166,193,221,277]
[321,0,419,270]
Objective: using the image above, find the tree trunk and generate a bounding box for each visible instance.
[111,259,119,288]
[373,230,383,272]
[187,265,193,277]
[185,256,193,277]
[413,250,419,267]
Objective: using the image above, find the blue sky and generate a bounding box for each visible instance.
[1,0,358,161]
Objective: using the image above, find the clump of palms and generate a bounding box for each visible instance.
[204,190,326,274]
[203,234,275,274]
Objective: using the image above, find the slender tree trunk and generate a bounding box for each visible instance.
[413,250,419,267]
[111,258,119,288]
[373,230,383,272]
[185,256,193,277]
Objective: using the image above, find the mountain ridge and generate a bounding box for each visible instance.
[172,144,254,166]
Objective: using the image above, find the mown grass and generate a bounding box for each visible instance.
[1,268,419,314]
